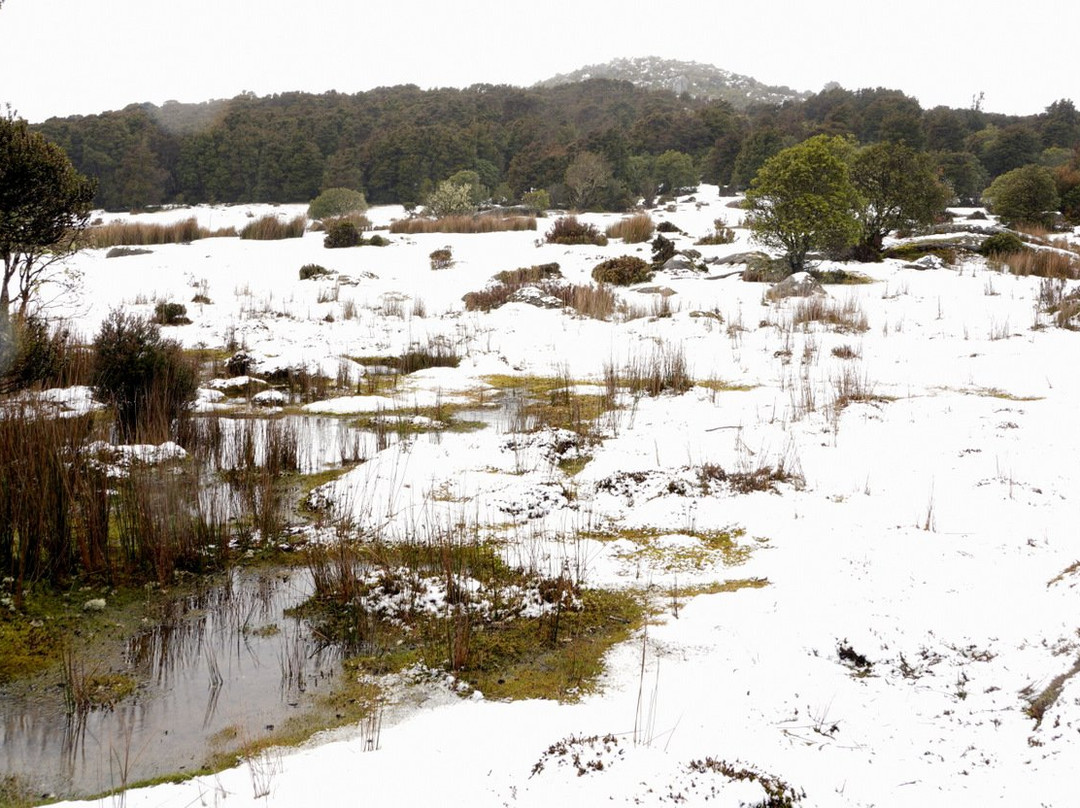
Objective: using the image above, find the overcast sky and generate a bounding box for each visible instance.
[2,0,1075,123]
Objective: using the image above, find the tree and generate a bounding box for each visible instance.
[308,187,368,220]
[653,150,698,195]
[424,179,475,217]
[850,142,950,259]
[745,135,862,274]
[564,152,611,210]
[981,164,1060,227]
[0,115,96,322]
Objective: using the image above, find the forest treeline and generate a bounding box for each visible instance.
[31,79,1080,215]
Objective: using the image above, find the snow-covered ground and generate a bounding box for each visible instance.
[47,189,1080,807]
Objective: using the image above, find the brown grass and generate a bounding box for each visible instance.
[85,217,238,248]
[792,296,869,332]
[992,249,1080,280]
[604,213,654,243]
[239,215,308,240]
[389,215,536,234]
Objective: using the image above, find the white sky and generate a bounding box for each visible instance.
[1,0,1076,123]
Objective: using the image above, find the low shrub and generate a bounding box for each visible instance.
[92,310,199,441]
[591,256,653,285]
[324,220,361,249]
[605,213,654,243]
[980,231,1026,256]
[544,216,608,246]
[493,263,562,286]
[430,248,454,270]
[655,221,683,234]
[105,246,153,258]
[239,214,307,240]
[300,264,334,280]
[152,301,191,325]
[696,219,736,245]
[0,316,85,393]
[651,234,676,266]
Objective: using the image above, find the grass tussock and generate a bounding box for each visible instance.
[85,217,237,248]
[991,249,1080,280]
[239,214,308,240]
[792,296,869,333]
[605,213,655,243]
[544,216,608,246]
[389,215,536,234]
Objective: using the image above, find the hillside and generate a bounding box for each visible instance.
[537,56,812,108]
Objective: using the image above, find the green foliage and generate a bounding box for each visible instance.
[0,115,96,320]
[299,263,332,280]
[979,231,1026,256]
[651,234,676,265]
[522,189,551,213]
[982,164,1060,226]
[92,310,198,440]
[152,301,190,325]
[653,150,698,193]
[934,150,988,205]
[745,135,862,274]
[0,315,72,393]
[323,220,360,248]
[545,216,608,246]
[851,142,951,259]
[591,256,652,285]
[307,187,368,220]
[424,180,476,218]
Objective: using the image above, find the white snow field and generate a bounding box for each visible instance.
[44,189,1080,807]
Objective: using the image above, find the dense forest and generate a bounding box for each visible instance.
[31,79,1080,218]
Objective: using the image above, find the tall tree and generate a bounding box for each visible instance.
[0,115,96,323]
[851,142,950,259]
[745,135,861,274]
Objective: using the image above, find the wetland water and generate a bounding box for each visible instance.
[0,567,340,800]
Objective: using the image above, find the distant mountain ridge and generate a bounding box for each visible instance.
[537,56,812,108]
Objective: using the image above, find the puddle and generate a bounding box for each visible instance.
[0,567,339,800]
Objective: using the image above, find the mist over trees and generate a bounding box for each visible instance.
[30,80,1080,225]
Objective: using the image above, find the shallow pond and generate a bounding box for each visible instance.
[0,567,339,800]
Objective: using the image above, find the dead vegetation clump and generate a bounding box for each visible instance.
[390,215,536,234]
[791,296,869,333]
[86,217,237,247]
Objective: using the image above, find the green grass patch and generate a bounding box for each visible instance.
[696,378,758,393]
[583,526,755,571]
[679,577,770,597]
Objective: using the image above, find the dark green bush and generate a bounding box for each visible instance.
[299,263,333,280]
[651,234,676,265]
[0,316,71,393]
[324,220,360,248]
[153,301,190,325]
[92,310,198,441]
[980,231,1026,256]
[591,256,653,285]
[367,234,390,246]
[544,216,608,246]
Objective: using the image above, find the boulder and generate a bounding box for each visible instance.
[766,272,826,300]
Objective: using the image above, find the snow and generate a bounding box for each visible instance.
[42,190,1080,807]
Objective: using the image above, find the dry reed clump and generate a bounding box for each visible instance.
[991,249,1080,279]
[606,345,692,397]
[463,279,616,320]
[1038,278,1080,328]
[389,215,536,234]
[695,219,736,246]
[604,213,654,243]
[792,296,869,332]
[85,217,238,248]
[493,263,563,286]
[239,214,308,240]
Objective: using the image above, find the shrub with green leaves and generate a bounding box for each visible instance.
[591,256,652,285]
[544,216,608,246]
[980,231,1026,256]
[308,187,368,220]
[299,264,333,280]
[982,165,1060,227]
[92,310,198,440]
[152,301,190,325]
[324,220,361,249]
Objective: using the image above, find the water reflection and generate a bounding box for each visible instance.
[0,567,339,799]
